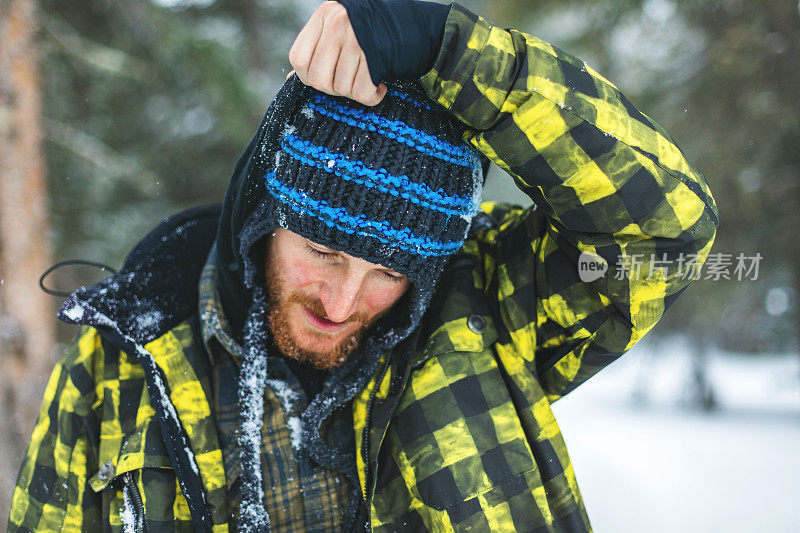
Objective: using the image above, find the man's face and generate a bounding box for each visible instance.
[264,228,411,369]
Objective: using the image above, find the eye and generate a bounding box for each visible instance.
[380,270,406,284]
[305,242,338,259]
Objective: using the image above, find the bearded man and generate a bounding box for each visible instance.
[9,1,718,531]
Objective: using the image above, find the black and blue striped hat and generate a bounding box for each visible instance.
[225,76,484,344]
[265,79,483,294]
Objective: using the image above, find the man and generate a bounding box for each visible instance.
[9,1,718,531]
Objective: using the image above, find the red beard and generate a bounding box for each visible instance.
[264,250,378,370]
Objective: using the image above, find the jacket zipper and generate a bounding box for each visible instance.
[123,471,146,532]
[361,259,473,527]
[359,259,474,528]
[361,357,391,525]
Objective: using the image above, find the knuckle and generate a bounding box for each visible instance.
[319,1,337,14]
[331,8,349,25]
[308,72,332,92]
[288,49,307,69]
[333,79,350,95]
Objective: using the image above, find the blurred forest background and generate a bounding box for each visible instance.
[1,0,798,529]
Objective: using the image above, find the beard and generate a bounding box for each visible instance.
[263,249,385,370]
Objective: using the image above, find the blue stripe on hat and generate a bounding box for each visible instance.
[264,172,464,257]
[386,88,433,110]
[306,94,477,167]
[281,133,478,217]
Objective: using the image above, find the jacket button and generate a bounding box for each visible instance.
[98,461,115,482]
[467,314,486,334]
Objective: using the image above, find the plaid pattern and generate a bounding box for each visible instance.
[8,323,230,532]
[199,257,352,532]
[352,4,718,532]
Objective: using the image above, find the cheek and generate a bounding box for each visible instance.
[364,283,408,314]
[283,257,324,288]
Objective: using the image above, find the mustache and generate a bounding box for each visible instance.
[287,291,368,325]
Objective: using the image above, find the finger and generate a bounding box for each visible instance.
[306,19,346,94]
[289,9,324,80]
[286,69,296,81]
[333,41,361,97]
[351,57,384,106]
[376,82,388,103]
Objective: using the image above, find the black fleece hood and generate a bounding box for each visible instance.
[212,77,299,339]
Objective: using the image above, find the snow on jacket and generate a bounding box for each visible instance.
[8,4,718,532]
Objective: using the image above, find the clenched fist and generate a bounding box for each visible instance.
[289,1,387,106]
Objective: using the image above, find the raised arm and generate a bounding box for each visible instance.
[420,4,719,399]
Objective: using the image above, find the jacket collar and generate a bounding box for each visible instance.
[411,250,499,368]
[58,204,224,532]
[58,204,221,345]
[198,244,246,365]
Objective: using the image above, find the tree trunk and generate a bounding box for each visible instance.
[0,0,55,518]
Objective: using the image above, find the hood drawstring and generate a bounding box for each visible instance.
[39,259,117,297]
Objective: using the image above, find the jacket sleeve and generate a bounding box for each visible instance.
[8,327,103,531]
[419,4,719,401]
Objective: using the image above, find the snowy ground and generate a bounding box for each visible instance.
[552,337,800,532]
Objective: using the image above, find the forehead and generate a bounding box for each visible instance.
[274,228,400,272]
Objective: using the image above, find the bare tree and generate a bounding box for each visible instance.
[0,0,55,518]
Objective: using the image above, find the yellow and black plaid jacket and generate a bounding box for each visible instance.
[9,3,717,532]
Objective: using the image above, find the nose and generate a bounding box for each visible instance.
[319,269,366,323]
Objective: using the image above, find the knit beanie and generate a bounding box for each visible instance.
[225,76,484,531]
[258,78,482,297]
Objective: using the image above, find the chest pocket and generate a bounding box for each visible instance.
[380,343,538,512]
[372,255,537,511]
[88,415,193,529]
